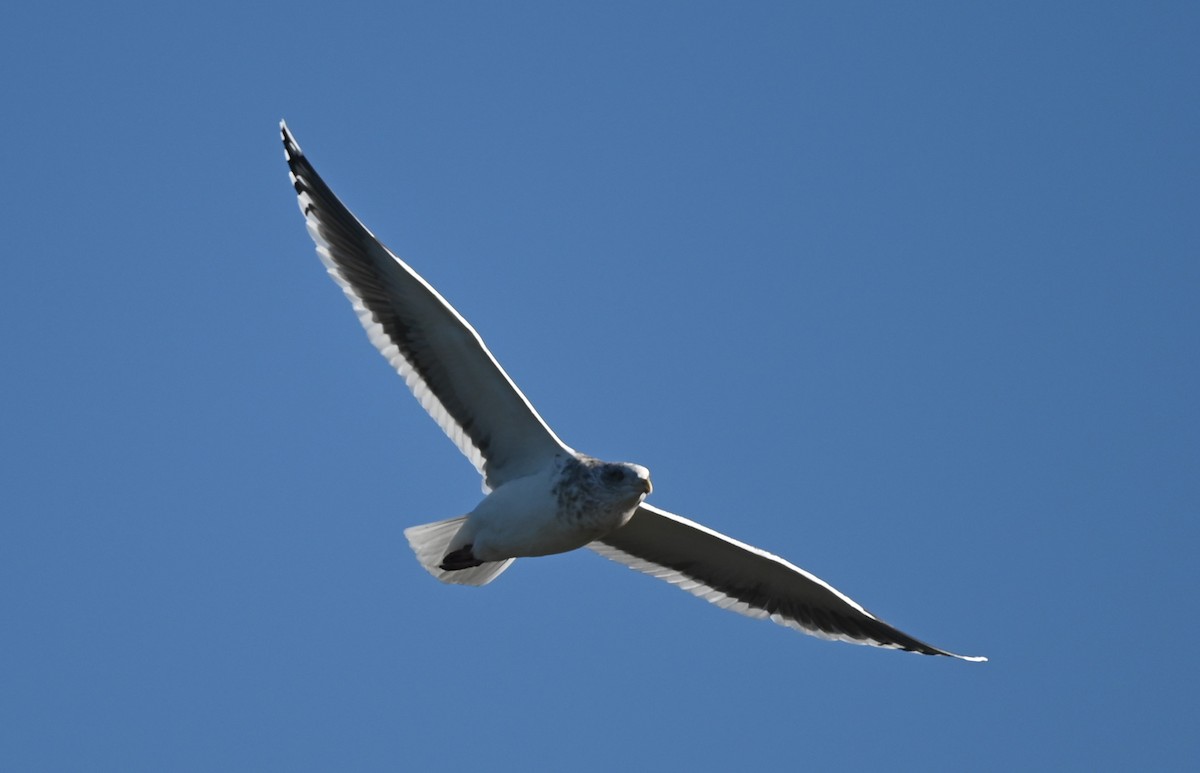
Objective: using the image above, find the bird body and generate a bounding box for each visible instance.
[430,455,651,568]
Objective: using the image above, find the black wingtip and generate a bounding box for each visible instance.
[279,120,302,160]
[911,640,988,662]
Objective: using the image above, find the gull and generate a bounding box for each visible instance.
[281,122,986,661]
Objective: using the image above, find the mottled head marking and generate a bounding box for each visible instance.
[552,456,652,533]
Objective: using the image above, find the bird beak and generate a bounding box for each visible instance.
[641,477,653,495]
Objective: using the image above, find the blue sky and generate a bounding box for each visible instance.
[2,2,1197,770]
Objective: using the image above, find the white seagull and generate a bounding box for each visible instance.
[281,122,986,662]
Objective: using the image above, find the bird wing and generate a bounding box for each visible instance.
[590,503,986,660]
[282,122,573,490]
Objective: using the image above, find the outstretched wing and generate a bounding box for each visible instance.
[591,503,985,660]
[282,122,573,490]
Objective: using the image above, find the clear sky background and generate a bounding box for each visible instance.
[2,2,1197,771]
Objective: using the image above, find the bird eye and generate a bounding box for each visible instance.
[602,467,625,484]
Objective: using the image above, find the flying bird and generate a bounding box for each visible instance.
[281,122,985,661]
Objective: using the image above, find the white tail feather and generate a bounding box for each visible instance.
[403,516,515,586]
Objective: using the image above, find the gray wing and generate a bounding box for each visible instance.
[590,503,986,661]
[282,122,573,490]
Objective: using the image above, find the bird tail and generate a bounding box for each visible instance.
[403,516,515,586]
